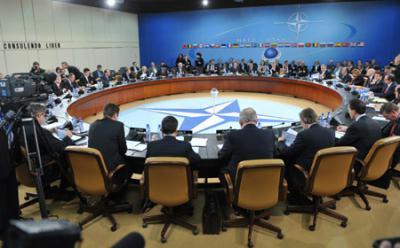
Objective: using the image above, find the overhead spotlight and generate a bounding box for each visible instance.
[202,0,209,7]
[106,0,116,7]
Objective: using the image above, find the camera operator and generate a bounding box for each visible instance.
[0,128,19,240]
[29,62,45,76]
[24,103,76,201]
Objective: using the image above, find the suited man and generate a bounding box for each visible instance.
[61,61,82,79]
[51,74,64,96]
[216,59,224,75]
[93,65,103,80]
[89,103,131,184]
[24,103,75,200]
[337,99,382,164]
[218,108,275,182]
[375,74,398,101]
[79,68,95,86]
[61,73,78,93]
[137,66,150,80]
[146,116,201,164]
[369,103,400,189]
[339,67,352,84]
[239,59,249,74]
[175,62,186,77]
[278,108,335,204]
[205,59,218,74]
[101,69,112,87]
[369,71,385,93]
[159,61,170,77]
[319,64,332,80]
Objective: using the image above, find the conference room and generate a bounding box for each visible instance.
[0,0,400,247]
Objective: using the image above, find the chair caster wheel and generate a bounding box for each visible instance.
[111,225,117,232]
[161,237,167,243]
[277,233,284,239]
[193,229,199,235]
[284,210,290,215]
[383,198,388,203]
[365,206,371,211]
[142,223,148,228]
[247,240,254,248]
[308,225,315,231]
[341,222,347,228]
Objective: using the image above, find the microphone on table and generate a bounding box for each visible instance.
[112,232,145,248]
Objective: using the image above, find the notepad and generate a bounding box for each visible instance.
[71,135,82,142]
[192,147,200,153]
[126,140,141,150]
[283,128,298,147]
[132,143,147,152]
[190,137,208,147]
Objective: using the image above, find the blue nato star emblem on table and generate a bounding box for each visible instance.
[140,99,296,134]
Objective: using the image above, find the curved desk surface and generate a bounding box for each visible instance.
[67,76,344,120]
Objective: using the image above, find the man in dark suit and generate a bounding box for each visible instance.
[369,71,385,93]
[93,65,104,80]
[101,69,112,87]
[24,103,75,200]
[29,61,45,76]
[61,73,78,94]
[79,68,95,86]
[368,103,400,189]
[339,67,352,84]
[146,116,201,164]
[218,107,275,182]
[61,61,82,79]
[278,108,335,204]
[336,99,382,163]
[375,74,398,101]
[88,103,130,184]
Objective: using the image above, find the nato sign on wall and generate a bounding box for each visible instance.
[139,0,400,66]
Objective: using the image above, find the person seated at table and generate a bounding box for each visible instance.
[248,59,258,75]
[24,103,75,201]
[216,58,224,74]
[123,67,135,82]
[61,73,78,94]
[146,116,201,164]
[205,59,218,74]
[239,58,249,74]
[369,70,385,93]
[375,74,398,101]
[297,61,308,77]
[351,69,365,86]
[336,99,381,171]
[392,86,400,105]
[369,102,400,189]
[149,62,159,78]
[88,103,132,185]
[30,61,45,76]
[79,68,95,87]
[175,62,186,77]
[159,61,170,77]
[339,67,352,84]
[93,64,103,80]
[51,74,64,96]
[230,61,241,74]
[319,64,332,80]
[183,55,192,73]
[194,52,204,74]
[176,53,185,67]
[310,60,321,75]
[218,107,275,183]
[277,108,335,204]
[101,69,112,87]
[61,61,82,79]
[130,61,140,75]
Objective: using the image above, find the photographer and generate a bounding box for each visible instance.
[24,103,75,201]
[29,62,45,76]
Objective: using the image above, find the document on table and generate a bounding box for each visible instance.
[71,135,83,142]
[372,116,387,122]
[217,144,223,150]
[192,147,200,153]
[42,122,64,130]
[132,143,147,152]
[283,128,298,147]
[190,137,208,147]
[126,140,141,150]
[335,131,345,139]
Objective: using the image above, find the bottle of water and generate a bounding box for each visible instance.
[319,113,325,126]
[326,112,331,128]
[157,124,162,140]
[145,124,151,143]
[47,95,54,108]
[71,118,78,132]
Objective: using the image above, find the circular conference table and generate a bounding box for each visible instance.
[65,76,359,178]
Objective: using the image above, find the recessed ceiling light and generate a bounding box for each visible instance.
[106,0,116,7]
[202,0,209,7]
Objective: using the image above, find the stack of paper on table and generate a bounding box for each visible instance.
[190,137,208,147]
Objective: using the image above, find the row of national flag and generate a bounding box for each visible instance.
[182,42,365,49]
